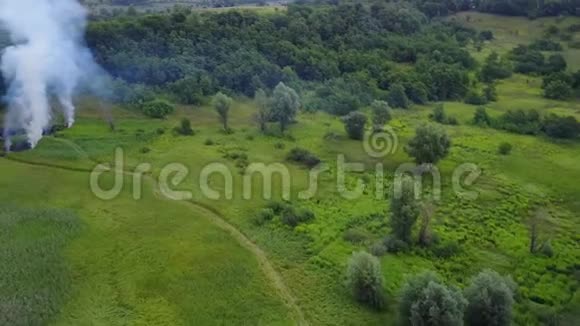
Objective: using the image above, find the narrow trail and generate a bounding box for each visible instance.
[1,138,308,326]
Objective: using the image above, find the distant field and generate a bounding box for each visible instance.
[85,0,288,14]
[451,12,580,71]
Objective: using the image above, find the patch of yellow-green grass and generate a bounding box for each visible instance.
[0,158,293,325]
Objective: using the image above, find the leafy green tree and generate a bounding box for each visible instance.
[213,92,233,131]
[465,270,516,326]
[254,88,271,133]
[176,118,194,136]
[270,82,300,133]
[399,271,466,326]
[484,83,498,102]
[473,107,491,126]
[387,83,410,109]
[542,114,580,139]
[345,251,385,310]
[371,100,392,130]
[342,111,368,140]
[544,80,572,100]
[390,178,419,244]
[479,52,512,83]
[142,100,175,119]
[431,104,447,124]
[406,124,451,165]
[547,54,567,73]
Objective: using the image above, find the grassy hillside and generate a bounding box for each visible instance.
[451,11,580,71]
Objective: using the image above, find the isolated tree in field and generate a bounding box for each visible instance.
[431,103,447,124]
[270,82,300,133]
[465,270,516,326]
[473,107,491,126]
[371,100,392,130]
[254,88,271,133]
[213,92,232,131]
[406,124,451,165]
[390,178,419,244]
[399,271,466,326]
[142,100,175,119]
[345,251,385,310]
[176,118,194,136]
[342,111,367,140]
[418,201,436,247]
[544,80,572,100]
[527,208,553,254]
[387,83,410,109]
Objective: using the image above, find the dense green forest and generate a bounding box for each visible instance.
[86,0,580,138]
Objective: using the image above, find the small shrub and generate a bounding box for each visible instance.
[266,201,288,215]
[175,118,195,136]
[280,206,315,227]
[432,241,461,258]
[345,251,385,310]
[204,138,215,146]
[498,142,513,155]
[370,241,387,257]
[286,148,321,168]
[140,147,151,154]
[540,241,554,257]
[156,128,166,135]
[384,235,409,253]
[274,142,286,150]
[343,228,370,244]
[465,90,489,105]
[447,116,459,125]
[253,208,275,226]
[245,134,254,141]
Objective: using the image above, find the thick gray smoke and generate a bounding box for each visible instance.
[0,0,102,149]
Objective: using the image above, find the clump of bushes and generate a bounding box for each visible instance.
[259,201,315,228]
[286,147,321,168]
[281,206,315,227]
[343,228,371,245]
[431,240,462,258]
[252,208,275,226]
[345,251,385,310]
[142,99,175,119]
[498,142,513,155]
[430,104,459,125]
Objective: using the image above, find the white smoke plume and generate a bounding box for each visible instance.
[0,0,102,149]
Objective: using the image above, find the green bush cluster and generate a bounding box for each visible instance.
[286,148,321,168]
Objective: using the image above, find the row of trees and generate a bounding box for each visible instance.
[346,252,516,325]
[473,106,580,139]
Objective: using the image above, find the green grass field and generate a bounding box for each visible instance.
[1,11,579,326]
[451,12,580,71]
